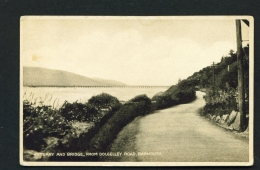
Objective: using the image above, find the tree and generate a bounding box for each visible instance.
[229,49,234,56]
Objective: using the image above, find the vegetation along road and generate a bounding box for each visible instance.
[103,91,249,162]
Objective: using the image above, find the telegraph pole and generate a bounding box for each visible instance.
[236,19,246,131]
[212,62,215,96]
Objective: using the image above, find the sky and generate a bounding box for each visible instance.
[21,16,250,86]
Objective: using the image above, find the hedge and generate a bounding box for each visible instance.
[88,94,152,155]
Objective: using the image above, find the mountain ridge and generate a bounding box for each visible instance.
[23,67,126,87]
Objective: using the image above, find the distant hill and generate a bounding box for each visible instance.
[91,77,127,86]
[23,67,126,87]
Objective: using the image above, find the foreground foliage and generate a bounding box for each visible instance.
[23,100,75,151]
[23,93,121,154]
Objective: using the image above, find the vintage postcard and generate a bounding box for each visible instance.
[20,16,254,166]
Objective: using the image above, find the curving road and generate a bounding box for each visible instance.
[103,91,249,162]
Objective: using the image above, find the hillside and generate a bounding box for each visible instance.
[23,67,126,87]
[184,46,249,94]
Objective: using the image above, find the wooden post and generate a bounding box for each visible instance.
[236,19,246,131]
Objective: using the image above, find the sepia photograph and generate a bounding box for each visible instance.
[20,16,253,166]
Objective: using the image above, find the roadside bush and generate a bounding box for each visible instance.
[203,102,231,116]
[151,91,164,101]
[127,94,152,114]
[48,94,122,161]
[88,93,121,111]
[57,102,121,155]
[75,94,122,151]
[163,85,178,96]
[155,95,179,110]
[152,85,196,110]
[176,88,196,104]
[59,101,99,122]
[88,95,152,154]
[202,89,238,117]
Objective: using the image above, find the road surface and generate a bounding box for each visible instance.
[103,91,249,162]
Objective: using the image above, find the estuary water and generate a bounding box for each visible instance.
[23,87,168,106]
